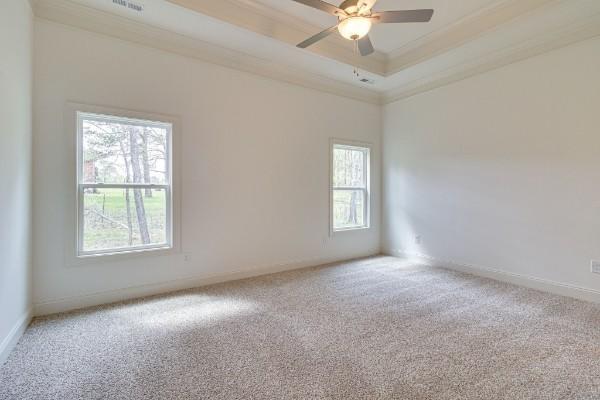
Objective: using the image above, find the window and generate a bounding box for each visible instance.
[331,141,370,232]
[77,112,172,256]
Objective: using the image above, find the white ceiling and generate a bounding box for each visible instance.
[253,0,502,54]
[35,0,600,103]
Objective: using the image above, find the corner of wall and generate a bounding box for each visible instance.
[387,250,600,305]
[0,309,32,366]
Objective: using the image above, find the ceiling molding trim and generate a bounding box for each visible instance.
[166,0,387,76]
[32,0,383,105]
[383,13,600,104]
[385,0,556,75]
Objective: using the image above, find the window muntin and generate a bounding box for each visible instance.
[77,112,172,256]
[331,143,370,232]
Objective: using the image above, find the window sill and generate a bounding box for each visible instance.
[331,226,371,236]
[68,245,179,267]
[78,245,173,258]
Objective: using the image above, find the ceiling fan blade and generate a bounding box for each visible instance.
[291,0,345,17]
[357,35,374,56]
[297,25,339,49]
[372,9,434,24]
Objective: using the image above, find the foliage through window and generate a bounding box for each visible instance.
[77,112,172,255]
[331,142,370,232]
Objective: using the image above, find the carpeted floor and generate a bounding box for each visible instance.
[1,256,599,399]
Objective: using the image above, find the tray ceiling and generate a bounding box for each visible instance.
[253,0,501,54]
[32,0,600,104]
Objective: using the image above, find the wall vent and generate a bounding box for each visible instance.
[112,0,144,12]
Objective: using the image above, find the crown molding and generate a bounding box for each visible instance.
[170,0,558,79]
[167,0,388,76]
[32,0,383,105]
[383,13,600,104]
[385,0,556,75]
[189,0,559,80]
[30,0,600,107]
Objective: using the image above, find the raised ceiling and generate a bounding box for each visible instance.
[32,0,600,104]
[253,0,502,54]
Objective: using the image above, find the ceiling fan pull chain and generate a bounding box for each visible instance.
[353,39,360,78]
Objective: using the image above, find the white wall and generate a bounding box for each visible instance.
[0,1,33,362]
[33,20,381,314]
[383,37,600,295]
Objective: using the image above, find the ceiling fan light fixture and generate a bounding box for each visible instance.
[293,0,434,55]
[337,16,372,41]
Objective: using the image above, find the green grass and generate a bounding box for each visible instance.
[83,188,166,251]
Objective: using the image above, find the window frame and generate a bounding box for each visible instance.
[76,112,173,257]
[330,139,371,235]
[65,103,181,263]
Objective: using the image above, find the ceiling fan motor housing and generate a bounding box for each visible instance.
[339,0,358,14]
[339,0,375,15]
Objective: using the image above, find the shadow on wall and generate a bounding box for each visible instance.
[383,164,428,257]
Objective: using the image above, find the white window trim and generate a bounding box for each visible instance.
[65,103,181,265]
[330,138,371,235]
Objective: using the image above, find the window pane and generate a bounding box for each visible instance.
[333,190,365,230]
[333,147,365,188]
[82,118,168,184]
[82,187,167,252]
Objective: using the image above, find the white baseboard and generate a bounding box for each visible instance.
[0,308,33,366]
[385,249,600,304]
[34,252,378,316]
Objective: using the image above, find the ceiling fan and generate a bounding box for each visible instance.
[293,0,434,56]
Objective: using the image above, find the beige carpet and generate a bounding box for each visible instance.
[1,256,599,399]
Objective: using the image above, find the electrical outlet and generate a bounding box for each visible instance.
[415,235,422,245]
[591,260,600,274]
[184,253,191,262]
